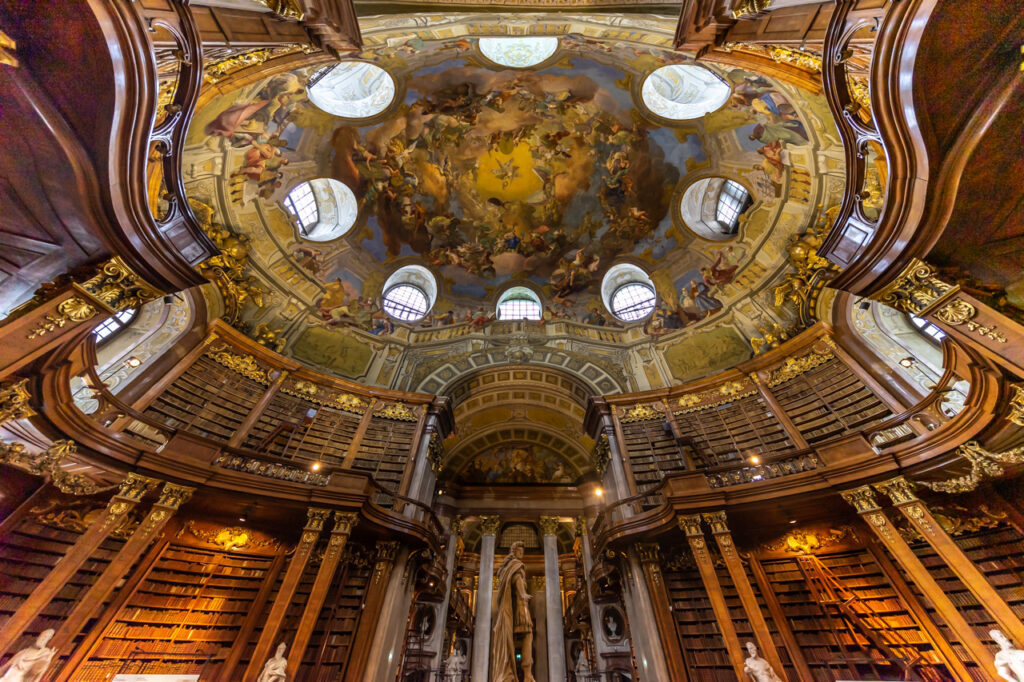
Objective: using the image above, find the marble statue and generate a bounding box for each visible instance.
[993,629,1024,681]
[604,614,619,639]
[0,629,57,682]
[490,541,536,682]
[444,646,467,681]
[574,649,591,680]
[743,641,783,682]
[256,642,288,682]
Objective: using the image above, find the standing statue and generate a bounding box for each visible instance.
[993,629,1024,681]
[444,645,467,681]
[0,629,57,682]
[490,541,536,682]
[574,649,591,680]
[257,642,288,682]
[743,641,783,682]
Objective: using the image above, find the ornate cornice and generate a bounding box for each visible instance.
[917,440,1024,494]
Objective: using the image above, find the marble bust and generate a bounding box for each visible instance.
[256,642,288,682]
[0,629,57,682]
[743,641,783,682]
[993,629,1024,682]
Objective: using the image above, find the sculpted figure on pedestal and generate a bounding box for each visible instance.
[0,629,57,682]
[574,649,591,680]
[444,645,467,681]
[490,541,536,682]
[257,642,288,682]
[743,641,783,682]
[993,629,1024,681]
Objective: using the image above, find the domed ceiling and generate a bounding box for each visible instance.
[182,15,845,390]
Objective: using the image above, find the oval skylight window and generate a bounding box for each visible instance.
[496,286,543,320]
[478,37,559,68]
[307,61,395,119]
[641,64,731,121]
[284,178,358,242]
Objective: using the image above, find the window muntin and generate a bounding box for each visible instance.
[382,284,429,322]
[910,315,946,342]
[284,182,319,235]
[610,283,656,322]
[715,180,751,233]
[497,297,542,321]
[93,308,137,343]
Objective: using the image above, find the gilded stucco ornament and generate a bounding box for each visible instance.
[872,258,956,315]
[192,199,268,325]
[0,379,36,425]
[592,433,610,475]
[619,403,663,423]
[765,349,834,387]
[427,431,445,473]
[206,347,270,384]
[702,511,730,535]
[917,440,1024,493]
[840,485,881,513]
[1009,384,1024,427]
[479,515,501,535]
[26,297,99,339]
[677,513,703,537]
[0,438,113,496]
[0,29,16,67]
[213,453,331,486]
[79,257,161,312]
[182,520,280,551]
[377,401,417,421]
[731,0,771,19]
[769,212,840,328]
[760,527,853,554]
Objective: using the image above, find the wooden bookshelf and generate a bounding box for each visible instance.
[769,358,891,445]
[242,391,362,464]
[143,355,266,443]
[77,542,276,681]
[618,419,688,496]
[304,545,372,681]
[672,393,794,466]
[352,416,417,494]
[664,561,734,681]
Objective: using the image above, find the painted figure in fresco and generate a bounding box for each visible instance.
[256,642,288,682]
[992,629,1024,682]
[0,629,56,682]
[687,278,723,318]
[743,642,783,682]
[491,542,536,682]
[706,246,741,285]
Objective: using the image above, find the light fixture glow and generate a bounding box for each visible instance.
[749,455,761,465]
[594,487,604,497]
[125,356,142,368]
[899,357,915,368]
[311,462,321,471]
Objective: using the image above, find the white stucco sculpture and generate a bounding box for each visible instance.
[256,642,288,682]
[0,629,57,682]
[993,629,1024,682]
[575,649,591,680]
[743,641,783,682]
[444,646,467,680]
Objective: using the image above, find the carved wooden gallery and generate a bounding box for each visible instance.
[0,0,1021,680]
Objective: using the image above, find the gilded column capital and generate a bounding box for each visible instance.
[1010,384,1024,426]
[873,476,919,506]
[116,472,160,502]
[677,513,704,537]
[155,482,195,510]
[79,256,162,312]
[427,432,445,474]
[841,486,881,513]
[479,515,500,535]
[635,542,661,564]
[702,510,730,534]
[0,379,36,425]
[375,540,400,564]
[539,516,560,536]
[593,433,611,475]
[450,515,464,537]
[574,516,588,537]
[331,511,359,535]
[870,258,957,315]
[305,507,332,531]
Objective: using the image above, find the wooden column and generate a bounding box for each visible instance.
[286,511,358,679]
[748,555,814,681]
[749,372,809,449]
[677,514,746,679]
[634,543,691,682]
[343,540,400,682]
[52,521,179,682]
[228,369,288,447]
[220,546,288,681]
[0,472,158,657]
[0,480,50,538]
[243,507,330,682]
[864,540,976,681]
[341,400,376,469]
[875,476,1024,645]
[703,511,787,678]
[50,482,194,652]
[841,486,999,678]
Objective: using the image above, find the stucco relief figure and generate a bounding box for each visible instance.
[993,629,1024,681]
[490,541,536,682]
[0,629,57,682]
[743,641,783,682]
[257,642,288,682]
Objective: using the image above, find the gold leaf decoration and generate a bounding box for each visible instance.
[619,403,663,423]
[182,520,279,551]
[206,348,269,384]
[377,402,417,421]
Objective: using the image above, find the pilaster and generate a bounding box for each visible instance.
[344,540,400,682]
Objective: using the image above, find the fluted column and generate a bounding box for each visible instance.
[471,515,499,682]
[841,486,998,678]
[244,507,330,682]
[540,516,566,682]
[0,472,158,657]
[287,511,358,678]
[875,476,1024,645]
[678,514,746,679]
[575,517,610,671]
[51,482,194,652]
[703,511,786,679]
[429,516,463,669]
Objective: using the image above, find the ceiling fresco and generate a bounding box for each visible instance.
[182,17,844,389]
